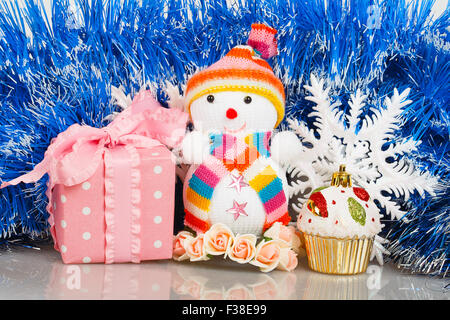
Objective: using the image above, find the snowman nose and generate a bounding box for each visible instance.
[226,108,238,119]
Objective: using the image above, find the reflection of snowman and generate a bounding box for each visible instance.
[181,24,301,236]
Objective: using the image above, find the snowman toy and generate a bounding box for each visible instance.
[181,23,302,236]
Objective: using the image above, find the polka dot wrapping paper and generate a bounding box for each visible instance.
[52,146,176,264]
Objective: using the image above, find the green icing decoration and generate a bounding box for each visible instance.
[347,197,366,226]
[311,186,329,194]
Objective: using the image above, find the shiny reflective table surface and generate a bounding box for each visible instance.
[0,244,448,300]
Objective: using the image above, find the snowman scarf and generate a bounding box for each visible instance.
[184,131,291,233]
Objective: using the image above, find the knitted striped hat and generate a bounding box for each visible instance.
[185,23,285,128]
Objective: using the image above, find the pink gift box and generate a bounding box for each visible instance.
[51,146,175,264]
[2,90,188,264]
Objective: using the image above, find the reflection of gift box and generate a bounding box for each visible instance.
[46,263,171,299]
[2,91,188,264]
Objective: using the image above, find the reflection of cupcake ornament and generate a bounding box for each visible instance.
[297,165,383,275]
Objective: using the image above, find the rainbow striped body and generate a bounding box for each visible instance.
[183,132,291,235]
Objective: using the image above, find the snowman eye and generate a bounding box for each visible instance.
[207,95,215,103]
[244,96,252,104]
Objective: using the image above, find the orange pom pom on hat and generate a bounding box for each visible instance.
[185,23,285,128]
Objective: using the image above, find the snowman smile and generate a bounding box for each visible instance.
[224,122,247,134]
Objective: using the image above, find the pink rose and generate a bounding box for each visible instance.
[185,279,203,299]
[277,248,298,272]
[204,223,234,256]
[252,277,278,300]
[173,231,194,261]
[250,240,288,272]
[264,222,302,254]
[171,273,187,295]
[279,273,297,298]
[228,234,257,264]
[226,285,252,300]
[185,234,209,262]
[279,225,294,242]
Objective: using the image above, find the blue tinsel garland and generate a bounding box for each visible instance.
[0,0,448,275]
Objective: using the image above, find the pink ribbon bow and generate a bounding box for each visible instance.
[2,90,188,263]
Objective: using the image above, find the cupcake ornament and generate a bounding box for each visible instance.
[297,165,383,274]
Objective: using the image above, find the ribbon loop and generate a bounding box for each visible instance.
[2,92,188,189]
[103,126,121,148]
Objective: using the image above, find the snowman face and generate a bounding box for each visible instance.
[190,91,277,133]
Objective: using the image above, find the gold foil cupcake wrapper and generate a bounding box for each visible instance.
[303,233,373,275]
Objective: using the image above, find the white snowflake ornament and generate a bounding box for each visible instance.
[164,80,186,111]
[371,235,391,265]
[287,74,437,264]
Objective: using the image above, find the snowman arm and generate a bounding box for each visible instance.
[271,131,303,166]
[181,130,210,164]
